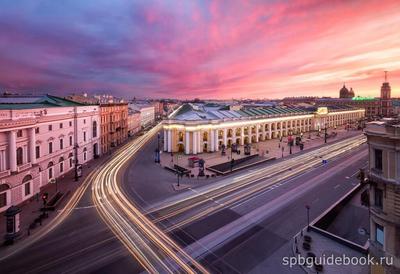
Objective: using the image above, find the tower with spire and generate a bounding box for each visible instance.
[380,71,393,117]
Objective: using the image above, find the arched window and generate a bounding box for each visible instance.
[83,147,87,161]
[16,147,23,165]
[22,175,32,183]
[92,121,97,138]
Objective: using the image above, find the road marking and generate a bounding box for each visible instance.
[345,176,350,179]
[312,198,319,204]
[334,184,341,189]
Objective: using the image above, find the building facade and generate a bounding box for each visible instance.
[163,103,365,154]
[127,109,141,136]
[99,103,128,154]
[380,74,393,117]
[366,119,400,274]
[0,95,100,213]
[128,103,155,129]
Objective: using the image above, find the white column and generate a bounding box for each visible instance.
[163,130,167,151]
[241,127,245,145]
[29,127,36,164]
[167,130,172,152]
[256,125,259,142]
[185,131,190,154]
[197,131,201,153]
[210,130,215,152]
[193,131,197,154]
[262,124,266,140]
[8,130,17,172]
[268,124,272,139]
[223,128,227,147]
[214,130,219,151]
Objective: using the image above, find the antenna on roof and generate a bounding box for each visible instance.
[384,71,388,82]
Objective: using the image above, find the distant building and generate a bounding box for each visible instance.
[128,103,155,128]
[99,103,128,153]
[0,95,100,212]
[317,97,381,118]
[163,103,364,154]
[380,72,393,117]
[365,119,400,273]
[66,94,128,154]
[127,109,141,136]
[339,84,355,98]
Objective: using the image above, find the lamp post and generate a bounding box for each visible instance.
[155,132,160,163]
[324,124,327,144]
[74,144,79,182]
[307,205,310,231]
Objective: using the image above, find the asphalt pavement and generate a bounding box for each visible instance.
[1,132,368,274]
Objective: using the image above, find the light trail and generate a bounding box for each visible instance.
[146,135,366,231]
[0,161,99,261]
[92,124,209,273]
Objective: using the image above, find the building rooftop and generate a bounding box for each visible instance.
[365,119,400,138]
[0,94,85,109]
[169,103,362,122]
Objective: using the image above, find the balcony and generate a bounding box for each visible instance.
[0,169,10,179]
[17,162,32,173]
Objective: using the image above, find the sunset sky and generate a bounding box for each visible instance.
[0,0,399,99]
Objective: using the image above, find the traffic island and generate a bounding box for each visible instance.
[206,155,276,175]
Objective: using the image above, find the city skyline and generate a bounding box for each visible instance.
[0,0,399,99]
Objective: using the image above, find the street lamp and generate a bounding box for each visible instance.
[324,124,328,144]
[176,170,182,187]
[306,205,310,232]
[74,144,79,181]
[155,132,160,163]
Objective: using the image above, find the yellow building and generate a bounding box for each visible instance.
[163,103,365,154]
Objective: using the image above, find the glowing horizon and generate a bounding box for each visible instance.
[0,0,399,99]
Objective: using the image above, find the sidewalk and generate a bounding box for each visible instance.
[0,144,122,248]
[161,126,362,176]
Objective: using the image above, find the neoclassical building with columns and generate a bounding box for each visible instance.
[0,95,100,213]
[163,103,365,154]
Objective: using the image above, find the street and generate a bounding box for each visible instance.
[1,130,367,274]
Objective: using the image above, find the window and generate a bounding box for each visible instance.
[60,138,64,149]
[375,187,383,209]
[49,142,53,154]
[24,182,31,196]
[69,121,72,127]
[16,147,23,165]
[48,125,53,131]
[83,119,86,124]
[0,192,6,208]
[35,146,40,159]
[69,136,73,146]
[92,121,97,138]
[17,130,23,137]
[48,162,53,179]
[35,127,39,134]
[59,157,64,173]
[59,123,63,129]
[83,132,86,142]
[0,184,10,208]
[375,149,383,170]
[83,148,87,161]
[69,153,73,168]
[376,223,384,246]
